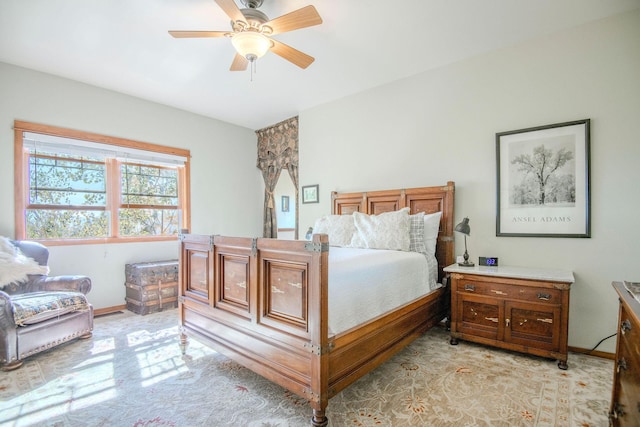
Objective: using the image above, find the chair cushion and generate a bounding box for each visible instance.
[10,291,90,326]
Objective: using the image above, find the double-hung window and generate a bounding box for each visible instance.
[14,121,190,244]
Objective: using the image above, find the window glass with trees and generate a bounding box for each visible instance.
[14,121,190,244]
[119,163,180,236]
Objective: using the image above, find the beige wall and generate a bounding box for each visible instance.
[299,10,640,353]
[0,62,263,310]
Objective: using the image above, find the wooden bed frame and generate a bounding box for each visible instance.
[178,182,455,426]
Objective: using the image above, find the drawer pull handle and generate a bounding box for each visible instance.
[464,284,475,292]
[519,319,527,326]
[621,319,632,334]
[537,318,553,324]
[610,403,625,419]
[506,318,510,327]
[491,289,507,296]
[470,308,477,316]
[537,293,551,301]
[485,317,499,323]
[617,357,627,373]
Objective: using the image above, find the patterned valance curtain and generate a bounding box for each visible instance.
[256,116,299,239]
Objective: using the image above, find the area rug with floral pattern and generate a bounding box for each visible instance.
[0,309,613,426]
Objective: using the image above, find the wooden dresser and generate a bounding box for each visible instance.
[610,281,640,426]
[444,264,574,369]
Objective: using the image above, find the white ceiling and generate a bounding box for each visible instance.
[1,0,639,130]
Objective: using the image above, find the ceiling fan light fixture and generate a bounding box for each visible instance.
[170,1,322,71]
[231,31,272,61]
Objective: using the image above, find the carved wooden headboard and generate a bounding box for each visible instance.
[331,182,455,282]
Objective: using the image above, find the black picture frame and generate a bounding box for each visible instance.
[302,184,319,204]
[496,119,591,238]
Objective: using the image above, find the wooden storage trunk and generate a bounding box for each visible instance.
[125,260,179,315]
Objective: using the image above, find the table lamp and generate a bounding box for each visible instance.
[455,217,474,267]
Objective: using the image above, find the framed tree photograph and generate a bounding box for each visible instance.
[496,119,591,237]
[302,184,319,204]
[281,195,289,212]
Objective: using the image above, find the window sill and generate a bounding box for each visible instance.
[32,235,180,247]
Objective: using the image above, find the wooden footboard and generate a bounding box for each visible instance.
[179,182,455,426]
[180,233,447,425]
[179,233,331,424]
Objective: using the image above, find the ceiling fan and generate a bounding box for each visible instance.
[169,0,322,71]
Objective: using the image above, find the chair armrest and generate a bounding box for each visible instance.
[0,290,15,330]
[29,275,92,295]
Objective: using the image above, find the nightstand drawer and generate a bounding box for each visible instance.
[506,300,561,350]
[458,295,502,341]
[456,280,562,304]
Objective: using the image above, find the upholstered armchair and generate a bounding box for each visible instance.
[0,240,94,371]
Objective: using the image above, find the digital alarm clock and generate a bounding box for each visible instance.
[479,257,499,266]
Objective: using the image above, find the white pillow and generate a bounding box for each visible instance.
[351,207,411,251]
[312,215,355,247]
[423,211,442,256]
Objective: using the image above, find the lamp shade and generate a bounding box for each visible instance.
[454,217,471,236]
[231,31,272,60]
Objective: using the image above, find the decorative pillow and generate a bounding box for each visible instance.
[312,215,355,247]
[423,211,442,256]
[11,291,90,326]
[409,212,427,256]
[351,207,411,251]
[0,237,49,289]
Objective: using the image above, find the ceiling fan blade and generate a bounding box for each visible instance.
[215,0,246,23]
[266,5,322,35]
[270,39,315,69]
[169,30,228,38]
[230,53,249,71]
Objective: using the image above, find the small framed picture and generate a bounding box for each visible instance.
[281,195,289,212]
[302,184,319,204]
[496,119,590,237]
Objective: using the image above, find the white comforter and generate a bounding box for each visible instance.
[328,247,440,335]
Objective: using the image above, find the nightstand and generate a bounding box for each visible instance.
[444,264,574,369]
